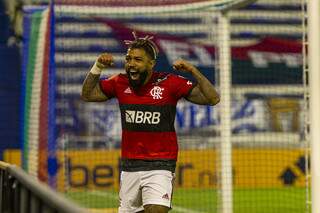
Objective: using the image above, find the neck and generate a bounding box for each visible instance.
[142,70,153,85]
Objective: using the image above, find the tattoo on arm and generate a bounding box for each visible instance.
[186,84,220,105]
[186,85,210,105]
[81,73,108,102]
[187,69,220,105]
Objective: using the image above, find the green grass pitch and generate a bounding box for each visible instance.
[66,187,308,213]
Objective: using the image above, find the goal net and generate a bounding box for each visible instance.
[21,0,309,212]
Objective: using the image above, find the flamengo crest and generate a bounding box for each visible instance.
[150,86,164,99]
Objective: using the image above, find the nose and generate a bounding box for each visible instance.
[127,62,136,70]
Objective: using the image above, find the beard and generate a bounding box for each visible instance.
[126,68,149,90]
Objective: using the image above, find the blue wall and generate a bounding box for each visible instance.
[0,1,21,159]
[0,46,21,159]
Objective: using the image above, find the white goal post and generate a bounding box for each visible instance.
[218,12,233,213]
[308,1,320,213]
[55,0,257,15]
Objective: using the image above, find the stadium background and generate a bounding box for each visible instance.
[0,0,309,213]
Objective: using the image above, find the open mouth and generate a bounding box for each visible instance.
[129,69,140,80]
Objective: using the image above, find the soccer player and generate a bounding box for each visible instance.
[81,32,220,213]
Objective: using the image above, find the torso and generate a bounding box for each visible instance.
[99,71,194,165]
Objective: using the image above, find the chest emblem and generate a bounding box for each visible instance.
[150,86,164,99]
[124,87,132,94]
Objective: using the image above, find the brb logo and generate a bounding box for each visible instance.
[125,110,161,124]
[150,86,164,99]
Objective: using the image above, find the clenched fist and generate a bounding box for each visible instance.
[96,53,114,69]
[173,59,197,73]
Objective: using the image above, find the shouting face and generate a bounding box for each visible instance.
[125,48,155,89]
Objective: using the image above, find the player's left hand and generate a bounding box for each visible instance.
[173,59,196,73]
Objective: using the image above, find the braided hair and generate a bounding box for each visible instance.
[124,31,159,60]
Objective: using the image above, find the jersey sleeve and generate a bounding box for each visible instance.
[171,75,196,99]
[99,74,118,98]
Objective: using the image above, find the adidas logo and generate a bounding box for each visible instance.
[162,193,169,200]
[124,87,132,94]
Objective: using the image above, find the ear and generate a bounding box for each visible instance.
[149,59,156,68]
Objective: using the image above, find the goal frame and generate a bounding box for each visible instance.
[55,1,254,213]
[308,1,320,213]
[24,1,305,213]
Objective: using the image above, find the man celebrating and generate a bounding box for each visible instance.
[81,32,220,213]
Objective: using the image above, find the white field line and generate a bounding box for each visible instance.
[88,190,206,213]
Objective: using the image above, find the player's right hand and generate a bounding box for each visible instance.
[96,53,114,69]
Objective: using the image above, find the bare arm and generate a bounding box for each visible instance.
[173,59,220,105]
[81,53,114,102]
[81,72,108,102]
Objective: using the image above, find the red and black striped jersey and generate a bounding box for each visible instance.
[99,71,195,160]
